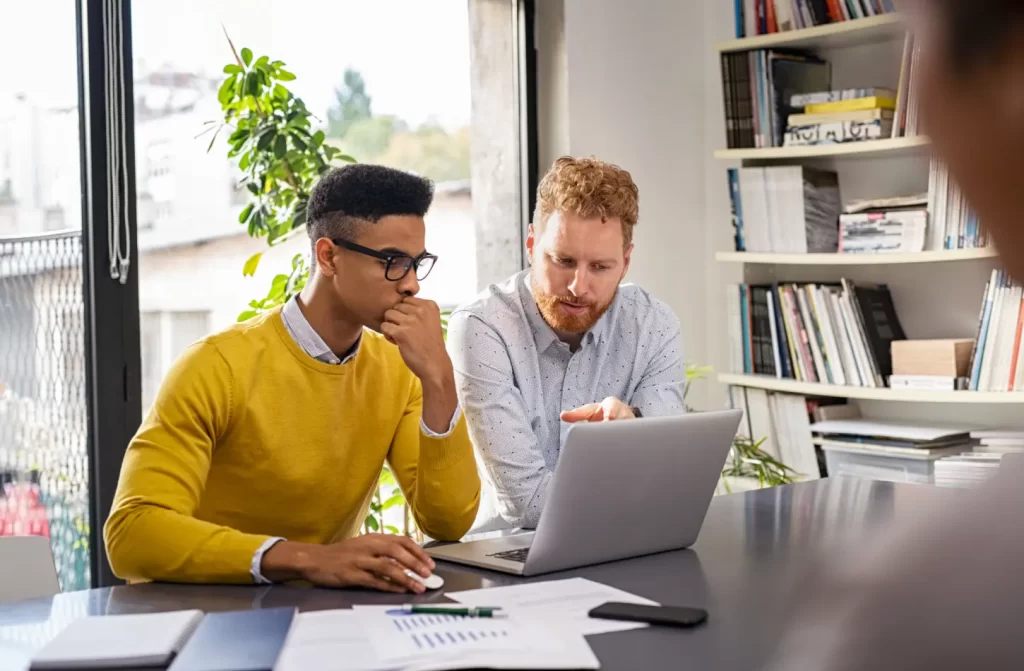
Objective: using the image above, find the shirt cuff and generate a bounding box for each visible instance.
[420,402,462,438]
[251,536,286,584]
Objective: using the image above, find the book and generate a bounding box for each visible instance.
[839,209,927,254]
[730,280,905,388]
[783,119,892,146]
[720,48,830,149]
[843,193,928,214]
[803,96,897,114]
[788,108,894,126]
[741,0,894,37]
[167,607,297,671]
[889,375,968,391]
[968,269,1024,391]
[791,88,896,107]
[929,160,986,250]
[31,610,204,669]
[732,166,841,253]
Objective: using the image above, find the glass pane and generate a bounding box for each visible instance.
[0,0,89,591]
[132,0,476,417]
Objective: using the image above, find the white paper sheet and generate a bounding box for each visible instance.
[446,577,659,636]
[276,608,599,671]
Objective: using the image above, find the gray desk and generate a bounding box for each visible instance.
[0,478,949,670]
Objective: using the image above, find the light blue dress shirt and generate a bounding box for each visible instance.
[447,270,686,530]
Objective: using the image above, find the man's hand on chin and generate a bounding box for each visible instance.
[561,397,637,423]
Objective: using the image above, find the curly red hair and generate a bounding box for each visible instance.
[533,156,639,247]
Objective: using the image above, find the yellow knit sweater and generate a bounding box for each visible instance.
[104,307,480,584]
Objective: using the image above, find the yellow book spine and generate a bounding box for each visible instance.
[804,97,898,114]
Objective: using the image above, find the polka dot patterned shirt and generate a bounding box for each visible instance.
[447,270,686,530]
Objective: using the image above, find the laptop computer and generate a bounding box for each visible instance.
[427,409,743,576]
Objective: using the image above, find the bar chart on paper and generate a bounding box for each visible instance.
[378,612,516,658]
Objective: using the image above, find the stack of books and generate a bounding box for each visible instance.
[726,166,841,252]
[811,419,975,460]
[721,50,830,149]
[971,430,1024,454]
[726,280,906,387]
[928,160,986,250]
[733,0,897,39]
[784,88,896,147]
[967,270,1024,392]
[934,453,1003,488]
[839,198,928,254]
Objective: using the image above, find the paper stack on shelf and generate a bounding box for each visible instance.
[810,419,976,459]
[839,208,927,254]
[934,453,1003,488]
[971,430,1024,454]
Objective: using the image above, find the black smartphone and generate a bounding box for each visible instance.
[588,601,708,628]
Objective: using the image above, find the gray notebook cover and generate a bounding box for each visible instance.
[167,607,297,671]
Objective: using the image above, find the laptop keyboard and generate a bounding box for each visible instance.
[487,548,530,563]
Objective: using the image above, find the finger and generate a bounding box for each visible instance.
[560,404,600,423]
[370,540,432,577]
[358,556,425,594]
[380,321,401,344]
[391,301,422,317]
[353,569,407,594]
[390,535,436,571]
[384,308,415,325]
[400,296,436,310]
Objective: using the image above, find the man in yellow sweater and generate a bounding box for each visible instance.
[104,164,480,593]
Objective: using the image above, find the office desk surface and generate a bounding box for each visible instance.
[0,478,951,670]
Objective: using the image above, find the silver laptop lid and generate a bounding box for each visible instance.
[523,409,742,575]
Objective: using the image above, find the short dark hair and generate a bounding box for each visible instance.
[306,164,434,249]
[936,0,1024,71]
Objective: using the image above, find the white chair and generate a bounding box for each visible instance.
[0,536,60,602]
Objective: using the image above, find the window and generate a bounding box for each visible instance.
[140,311,212,411]
[132,0,529,377]
[0,1,90,591]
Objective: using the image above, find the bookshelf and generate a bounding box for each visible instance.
[711,6,1024,455]
[716,15,904,53]
[719,374,1024,404]
[714,136,928,161]
[715,248,998,266]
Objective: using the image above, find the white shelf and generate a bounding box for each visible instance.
[716,15,904,53]
[719,374,1024,404]
[714,249,998,266]
[714,136,929,162]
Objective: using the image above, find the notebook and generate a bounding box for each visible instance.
[31,610,204,669]
[167,607,297,671]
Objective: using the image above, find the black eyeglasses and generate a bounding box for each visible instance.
[332,238,438,282]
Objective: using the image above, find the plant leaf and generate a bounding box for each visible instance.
[277,69,296,81]
[385,525,401,535]
[242,252,262,277]
[217,77,235,105]
[365,516,379,532]
[337,153,357,163]
[238,202,254,224]
[223,64,243,74]
[241,47,253,66]
[237,309,258,322]
[273,134,287,159]
[382,493,406,510]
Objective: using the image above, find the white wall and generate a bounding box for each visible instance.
[553,0,715,407]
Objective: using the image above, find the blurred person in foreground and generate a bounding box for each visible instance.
[767,1,1024,668]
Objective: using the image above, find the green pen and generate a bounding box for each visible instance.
[400,605,508,618]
